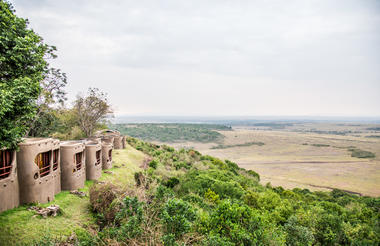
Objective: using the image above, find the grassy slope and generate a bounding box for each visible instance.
[0,144,145,245]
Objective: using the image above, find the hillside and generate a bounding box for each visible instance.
[111,123,231,143]
[0,138,379,245]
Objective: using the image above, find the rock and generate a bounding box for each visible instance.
[28,204,61,218]
[70,190,86,197]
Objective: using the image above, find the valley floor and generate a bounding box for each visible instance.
[163,127,380,197]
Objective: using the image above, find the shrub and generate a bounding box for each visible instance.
[348,148,375,158]
[202,235,234,246]
[163,177,180,188]
[114,196,144,239]
[89,183,120,227]
[155,185,175,200]
[161,199,197,239]
[201,199,263,245]
[247,170,260,181]
[149,160,158,169]
[204,189,220,203]
[284,216,314,246]
[211,180,244,199]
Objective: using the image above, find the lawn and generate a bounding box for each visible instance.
[0,144,145,246]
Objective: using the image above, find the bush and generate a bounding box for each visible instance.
[284,216,314,246]
[89,183,120,227]
[161,199,197,239]
[201,199,263,245]
[204,189,220,203]
[149,159,158,169]
[163,177,180,188]
[114,196,144,239]
[348,148,375,158]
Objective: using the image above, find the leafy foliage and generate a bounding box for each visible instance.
[111,123,231,143]
[0,1,55,148]
[86,137,380,245]
[74,88,113,137]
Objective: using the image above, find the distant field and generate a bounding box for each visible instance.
[145,122,380,197]
[111,123,231,143]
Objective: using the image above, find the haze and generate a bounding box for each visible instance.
[10,0,380,117]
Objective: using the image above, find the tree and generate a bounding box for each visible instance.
[27,68,67,137]
[74,88,113,137]
[0,1,55,149]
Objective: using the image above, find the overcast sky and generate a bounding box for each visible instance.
[10,0,380,117]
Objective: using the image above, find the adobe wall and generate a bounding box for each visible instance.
[17,138,56,204]
[60,141,86,190]
[101,141,113,169]
[52,139,61,195]
[113,135,123,149]
[0,149,19,213]
[122,136,127,149]
[85,140,102,180]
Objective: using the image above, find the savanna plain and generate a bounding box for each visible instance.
[135,122,380,197]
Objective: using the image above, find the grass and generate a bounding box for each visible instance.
[0,145,146,246]
[211,141,265,149]
[166,126,380,197]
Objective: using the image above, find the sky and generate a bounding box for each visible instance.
[10,0,380,117]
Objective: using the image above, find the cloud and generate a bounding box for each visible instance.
[10,0,380,116]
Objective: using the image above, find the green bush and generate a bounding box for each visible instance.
[200,199,263,245]
[149,159,158,169]
[284,216,314,246]
[161,199,196,239]
[114,196,144,239]
[348,148,375,158]
[163,177,180,188]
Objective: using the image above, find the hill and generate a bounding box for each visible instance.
[111,123,231,143]
[0,138,379,245]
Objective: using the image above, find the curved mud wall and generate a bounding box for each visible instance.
[17,138,56,204]
[113,135,123,149]
[85,141,102,180]
[52,139,61,195]
[0,150,19,212]
[101,141,113,169]
[122,136,127,149]
[60,141,86,190]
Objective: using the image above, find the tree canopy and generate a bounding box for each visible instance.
[0,1,55,149]
[74,88,113,137]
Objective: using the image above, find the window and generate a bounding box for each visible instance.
[108,149,112,161]
[53,149,59,171]
[95,150,101,165]
[75,152,83,170]
[35,151,51,177]
[0,150,13,180]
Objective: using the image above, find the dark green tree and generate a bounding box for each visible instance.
[0,1,55,149]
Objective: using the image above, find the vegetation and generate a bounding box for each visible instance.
[251,122,293,129]
[74,88,113,137]
[78,137,378,245]
[367,127,380,131]
[311,144,330,147]
[211,141,265,149]
[112,123,231,143]
[0,1,56,149]
[348,148,376,159]
[0,146,145,245]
